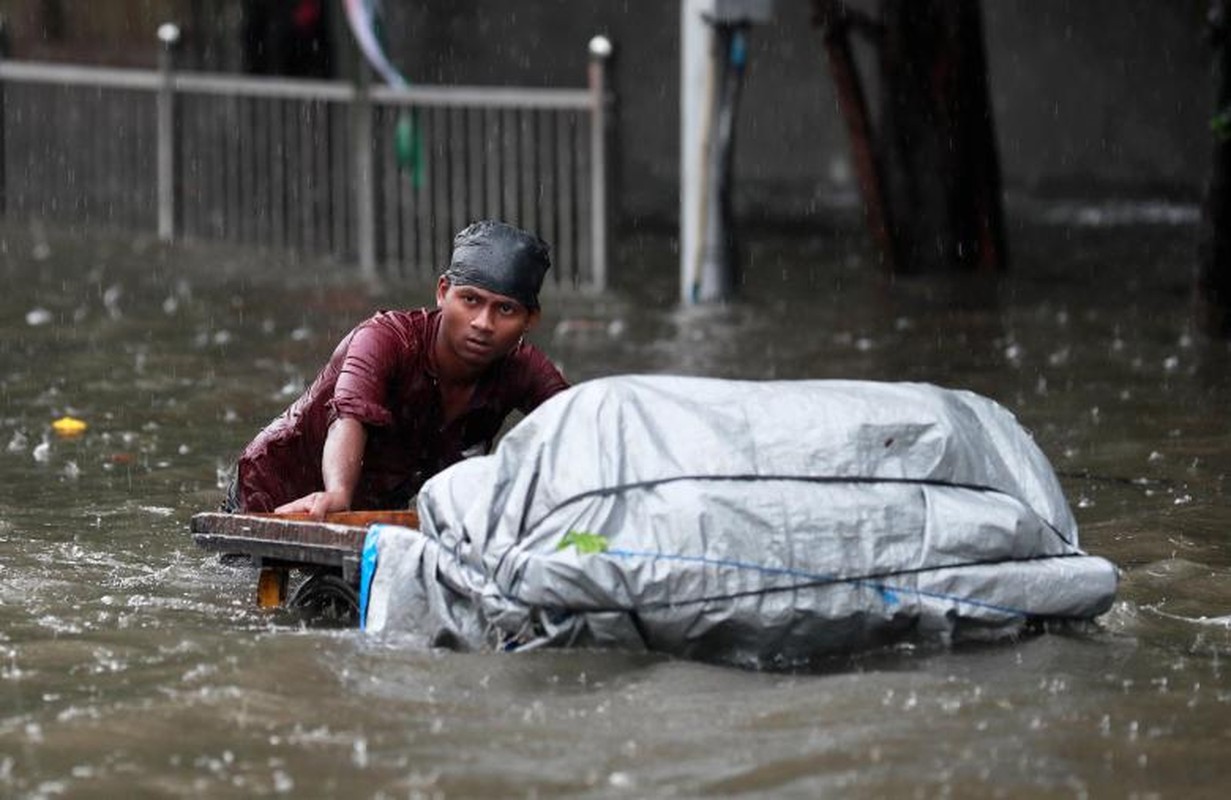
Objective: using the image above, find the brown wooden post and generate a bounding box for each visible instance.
[812,1,897,271]
[1198,0,1231,337]
[877,0,1006,274]
[256,567,289,609]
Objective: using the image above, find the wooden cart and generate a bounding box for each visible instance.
[190,510,419,624]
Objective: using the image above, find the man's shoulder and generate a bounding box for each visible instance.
[506,340,553,369]
[337,308,437,372]
[353,307,438,342]
[365,307,436,329]
[503,342,569,393]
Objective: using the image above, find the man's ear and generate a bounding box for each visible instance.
[435,276,449,307]
[524,308,542,332]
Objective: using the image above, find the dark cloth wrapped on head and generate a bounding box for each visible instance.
[444,220,551,309]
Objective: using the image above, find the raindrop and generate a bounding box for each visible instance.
[7,431,28,453]
[272,770,294,793]
[608,772,634,789]
[33,440,52,463]
[351,738,369,768]
[103,285,123,319]
[26,308,53,326]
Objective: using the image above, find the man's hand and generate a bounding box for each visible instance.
[275,418,368,521]
[274,489,351,520]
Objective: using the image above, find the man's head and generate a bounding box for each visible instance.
[443,220,551,310]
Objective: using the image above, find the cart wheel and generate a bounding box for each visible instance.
[287,572,360,627]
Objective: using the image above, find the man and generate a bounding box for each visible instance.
[227,220,569,518]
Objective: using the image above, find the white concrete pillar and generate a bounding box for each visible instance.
[679,0,772,305]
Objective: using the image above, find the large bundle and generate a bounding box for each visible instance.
[362,376,1117,666]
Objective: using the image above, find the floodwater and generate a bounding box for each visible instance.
[1,208,1228,798]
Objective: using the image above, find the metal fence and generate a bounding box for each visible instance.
[0,41,611,290]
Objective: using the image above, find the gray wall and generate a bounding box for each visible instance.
[380,1,1211,227]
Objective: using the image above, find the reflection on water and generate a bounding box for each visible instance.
[1,212,1228,797]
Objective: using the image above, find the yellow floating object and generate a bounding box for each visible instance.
[52,416,88,437]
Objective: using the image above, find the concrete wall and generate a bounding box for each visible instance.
[385,0,1211,225]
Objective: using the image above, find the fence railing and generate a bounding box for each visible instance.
[0,33,612,291]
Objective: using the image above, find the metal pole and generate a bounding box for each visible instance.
[588,35,612,293]
[352,55,376,279]
[681,0,708,305]
[680,0,772,305]
[156,23,180,242]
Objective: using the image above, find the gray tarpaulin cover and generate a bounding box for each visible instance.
[363,375,1118,666]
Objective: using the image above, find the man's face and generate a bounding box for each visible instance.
[435,277,539,370]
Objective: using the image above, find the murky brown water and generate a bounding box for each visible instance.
[1,210,1228,797]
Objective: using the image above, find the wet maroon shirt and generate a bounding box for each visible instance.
[235,308,568,512]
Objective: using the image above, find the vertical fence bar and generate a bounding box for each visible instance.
[271,98,285,247]
[432,107,450,266]
[520,109,537,238]
[502,108,519,223]
[298,101,315,252]
[352,62,376,277]
[156,23,180,242]
[537,110,557,270]
[450,107,466,238]
[380,109,399,271]
[468,107,483,224]
[252,96,268,244]
[0,19,8,216]
[587,36,612,292]
[239,96,253,243]
[483,108,500,221]
[556,112,576,287]
[211,96,227,238]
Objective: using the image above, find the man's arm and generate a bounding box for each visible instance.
[274,417,367,520]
